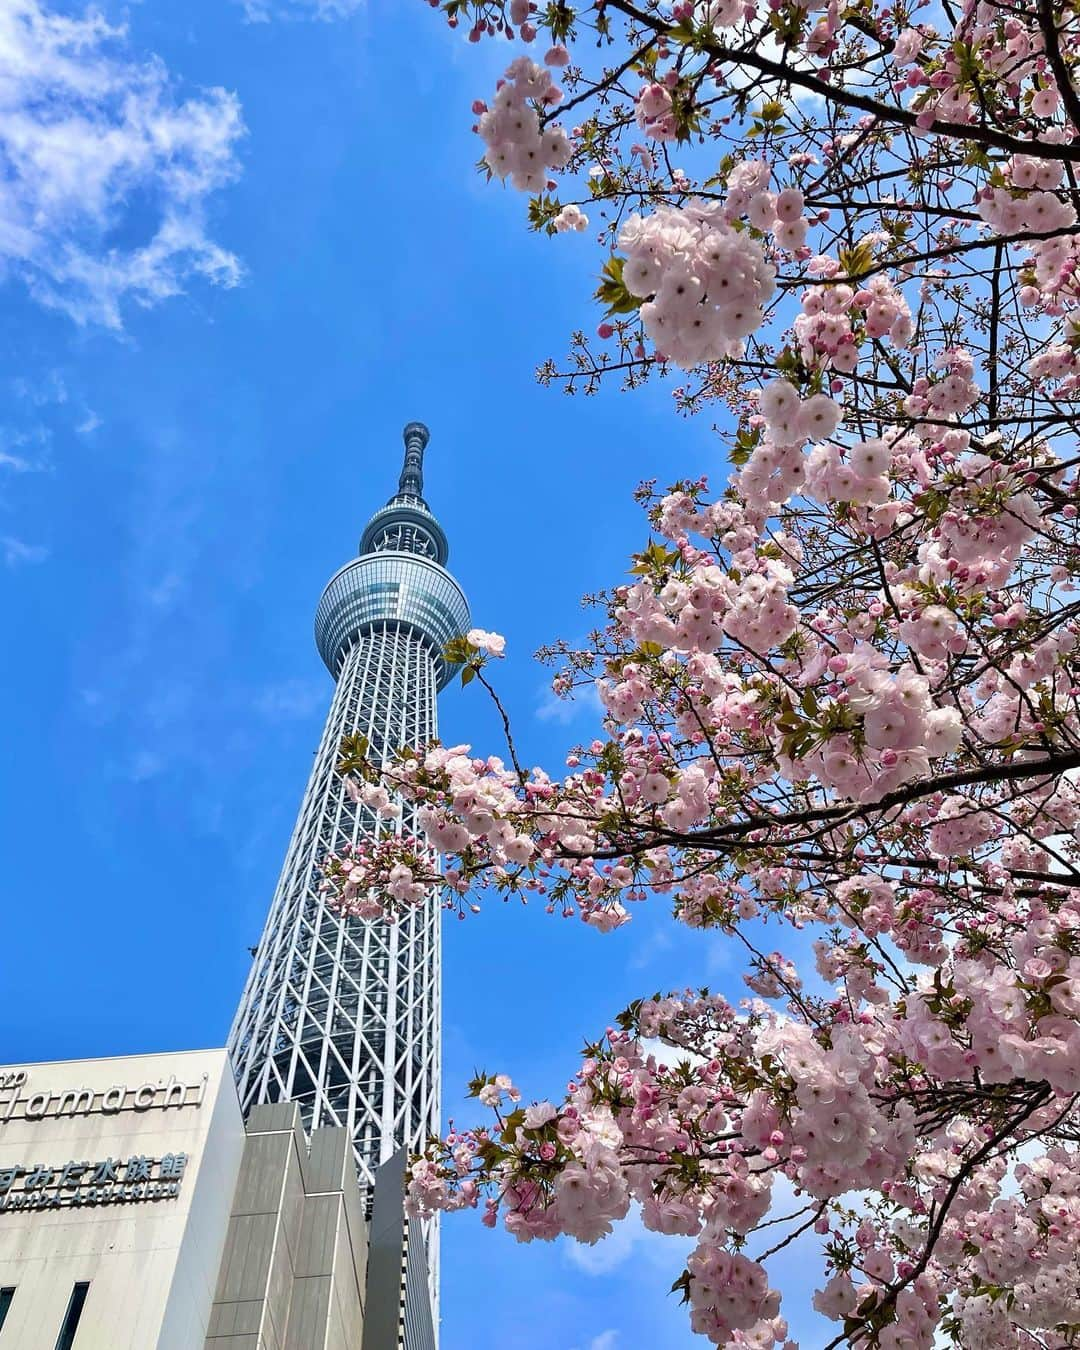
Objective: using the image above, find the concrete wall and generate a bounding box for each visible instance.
[0,1047,245,1350]
[363,1151,435,1350]
[206,1102,367,1350]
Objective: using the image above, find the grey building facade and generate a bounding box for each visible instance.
[364,1152,434,1350]
[206,1102,367,1350]
[204,1104,422,1350]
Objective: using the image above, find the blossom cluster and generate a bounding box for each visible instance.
[475,57,570,192]
[406,972,1080,1348]
[793,269,914,374]
[618,202,776,368]
[322,409,1080,1339]
[354,0,1080,1342]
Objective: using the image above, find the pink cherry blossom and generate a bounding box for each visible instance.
[326,3,1080,1343]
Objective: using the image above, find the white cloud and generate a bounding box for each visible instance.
[0,444,41,473]
[565,1217,642,1276]
[564,1204,694,1278]
[640,1036,704,1070]
[570,1333,619,1350]
[128,748,165,782]
[536,679,604,725]
[146,569,185,610]
[0,419,51,473]
[1,534,47,565]
[720,31,827,112]
[255,678,327,720]
[11,371,66,405]
[628,924,673,971]
[240,0,363,20]
[0,0,245,328]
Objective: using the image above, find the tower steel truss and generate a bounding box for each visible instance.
[229,424,469,1341]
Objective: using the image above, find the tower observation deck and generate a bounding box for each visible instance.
[229,423,469,1345]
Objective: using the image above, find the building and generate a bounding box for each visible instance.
[0,1049,243,1348]
[0,1049,373,1348]
[206,1099,369,1349]
[0,424,463,1349]
[229,423,469,1344]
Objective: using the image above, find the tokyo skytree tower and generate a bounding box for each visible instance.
[229,422,469,1330]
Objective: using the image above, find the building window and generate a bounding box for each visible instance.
[55,1283,89,1350]
[0,1287,14,1333]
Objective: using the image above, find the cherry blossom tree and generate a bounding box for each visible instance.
[326,1,1080,1343]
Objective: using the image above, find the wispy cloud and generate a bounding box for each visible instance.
[565,1223,639,1276]
[535,679,604,726]
[0,372,68,473]
[563,1206,689,1277]
[628,924,673,972]
[145,569,186,611]
[239,0,363,20]
[0,422,51,474]
[640,1037,702,1070]
[128,748,165,782]
[570,1333,620,1350]
[0,446,40,474]
[1,535,47,566]
[11,371,67,406]
[0,0,245,328]
[255,678,327,720]
[563,1203,697,1350]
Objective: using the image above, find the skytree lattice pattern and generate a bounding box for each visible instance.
[229,623,441,1181]
[228,423,470,1344]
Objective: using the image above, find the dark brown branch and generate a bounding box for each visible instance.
[1037,0,1080,141]
[603,0,1080,162]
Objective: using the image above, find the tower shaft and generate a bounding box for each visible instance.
[229,622,441,1183]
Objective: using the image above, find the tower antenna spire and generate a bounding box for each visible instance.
[398,421,430,497]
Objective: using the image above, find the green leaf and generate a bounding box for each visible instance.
[964,142,992,170]
[595,254,643,315]
[838,239,875,278]
[528,193,565,237]
[629,538,681,576]
[500,1106,526,1144]
[337,732,372,776]
[543,1,577,42]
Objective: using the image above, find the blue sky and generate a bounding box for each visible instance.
[0,4,830,1346]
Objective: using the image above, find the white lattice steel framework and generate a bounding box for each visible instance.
[229,423,469,1339]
